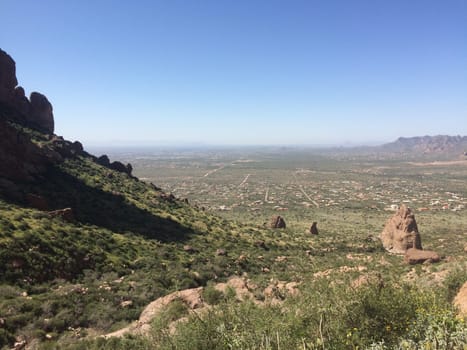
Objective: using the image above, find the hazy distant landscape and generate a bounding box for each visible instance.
[95,140,467,223]
[2,0,467,349]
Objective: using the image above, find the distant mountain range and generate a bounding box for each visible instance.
[380,135,467,156]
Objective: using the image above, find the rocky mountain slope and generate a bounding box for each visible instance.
[381,135,467,156]
[0,48,279,348]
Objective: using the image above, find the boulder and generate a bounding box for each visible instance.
[270,215,286,229]
[310,221,318,235]
[380,204,422,254]
[454,281,467,317]
[404,248,440,265]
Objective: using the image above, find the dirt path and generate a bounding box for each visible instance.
[239,174,251,187]
[203,164,227,177]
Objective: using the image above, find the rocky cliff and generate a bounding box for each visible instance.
[0,48,132,191]
[0,49,54,134]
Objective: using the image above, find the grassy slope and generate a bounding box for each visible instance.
[0,124,466,349]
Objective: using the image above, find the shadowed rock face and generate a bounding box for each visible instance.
[0,48,54,134]
[29,92,54,133]
[380,205,422,254]
[0,120,51,182]
[0,49,17,103]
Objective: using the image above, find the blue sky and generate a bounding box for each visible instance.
[1,0,466,146]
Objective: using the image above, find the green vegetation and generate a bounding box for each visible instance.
[75,276,467,349]
[1,126,466,349]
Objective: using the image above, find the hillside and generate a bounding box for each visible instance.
[1,48,466,349]
[0,48,281,348]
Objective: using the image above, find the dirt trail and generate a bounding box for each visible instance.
[239,174,251,187]
[203,164,226,177]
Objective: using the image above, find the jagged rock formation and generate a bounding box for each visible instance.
[0,49,54,133]
[97,154,133,176]
[380,205,422,254]
[270,215,286,229]
[109,160,133,176]
[29,92,54,133]
[0,48,133,190]
[310,221,318,235]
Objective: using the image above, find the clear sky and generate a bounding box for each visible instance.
[1,0,466,146]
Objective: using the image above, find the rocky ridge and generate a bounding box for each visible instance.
[0,49,54,134]
[0,48,133,200]
[381,135,467,155]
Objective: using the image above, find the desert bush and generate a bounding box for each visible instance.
[201,283,224,305]
[444,267,467,302]
[138,280,467,350]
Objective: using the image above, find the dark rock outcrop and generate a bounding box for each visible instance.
[95,155,133,176]
[109,161,133,176]
[0,48,17,103]
[96,155,111,167]
[310,222,318,235]
[0,48,54,134]
[270,215,286,229]
[380,205,422,254]
[50,136,84,158]
[28,92,54,133]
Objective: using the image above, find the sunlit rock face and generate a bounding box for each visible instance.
[380,204,422,254]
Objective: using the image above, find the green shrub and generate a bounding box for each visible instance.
[201,284,224,305]
[444,267,467,302]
